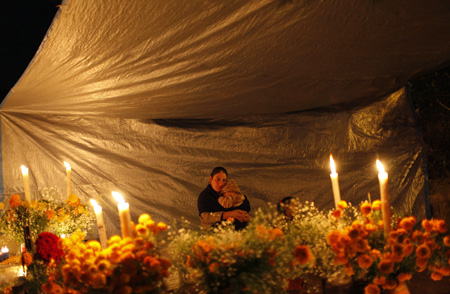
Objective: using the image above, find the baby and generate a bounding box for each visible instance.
[219,179,245,208]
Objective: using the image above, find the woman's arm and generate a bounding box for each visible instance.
[223,210,251,222]
[199,211,223,229]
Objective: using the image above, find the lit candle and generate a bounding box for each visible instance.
[90,199,108,248]
[376,160,391,238]
[21,165,31,202]
[64,161,72,197]
[330,155,341,209]
[112,191,133,239]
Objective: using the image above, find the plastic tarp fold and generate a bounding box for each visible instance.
[0,88,426,236]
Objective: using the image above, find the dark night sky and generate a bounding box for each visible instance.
[0,0,60,103]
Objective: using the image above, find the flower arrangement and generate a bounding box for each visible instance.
[0,189,95,244]
[2,232,66,294]
[40,213,172,294]
[326,200,450,294]
[169,211,316,294]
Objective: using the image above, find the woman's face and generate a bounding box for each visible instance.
[209,171,227,192]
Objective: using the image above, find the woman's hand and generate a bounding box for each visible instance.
[223,210,251,222]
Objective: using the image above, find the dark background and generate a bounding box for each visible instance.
[0,0,449,180]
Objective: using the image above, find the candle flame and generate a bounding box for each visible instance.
[330,155,337,175]
[90,199,102,213]
[1,246,8,253]
[112,191,125,203]
[376,159,385,173]
[64,161,71,171]
[90,199,99,207]
[21,165,28,175]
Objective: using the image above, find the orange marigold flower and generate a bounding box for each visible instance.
[337,201,348,210]
[364,283,380,294]
[404,244,414,257]
[293,245,313,265]
[436,220,448,234]
[382,279,398,290]
[287,278,304,291]
[326,230,341,245]
[357,254,373,269]
[23,252,33,266]
[373,276,386,286]
[392,243,405,262]
[332,209,342,218]
[370,249,381,259]
[422,219,434,232]
[416,244,431,259]
[348,228,360,240]
[443,235,450,247]
[9,194,22,209]
[378,259,394,274]
[399,216,416,231]
[360,202,372,216]
[365,223,378,233]
[431,272,443,281]
[92,273,107,288]
[344,263,354,276]
[156,222,167,232]
[45,209,56,220]
[416,258,428,268]
[209,262,220,273]
[354,238,370,253]
[371,200,382,210]
[397,272,412,282]
[333,255,348,265]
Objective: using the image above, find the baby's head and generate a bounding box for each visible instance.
[221,179,241,196]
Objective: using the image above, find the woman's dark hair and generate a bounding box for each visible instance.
[277,196,294,214]
[210,166,228,178]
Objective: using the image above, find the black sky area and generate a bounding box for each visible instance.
[0,0,60,103]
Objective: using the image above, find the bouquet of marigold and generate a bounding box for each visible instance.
[169,213,315,294]
[327,200,450,294]
[0,190,95,244]
[42,214,172,294]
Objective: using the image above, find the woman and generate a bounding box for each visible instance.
[197,167,251,230]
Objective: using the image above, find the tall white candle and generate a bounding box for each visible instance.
[112,191,133,239]
[20,165,31,202]
[90,199,108,249]
[376,160,391,238]
[330,155,341,209]
[64,161,72,197]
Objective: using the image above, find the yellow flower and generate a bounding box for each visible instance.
[371,200,382,210]
[67,194,80,207]
[138,213,152,223]
[87,240,102,252]
[337,201,348,210]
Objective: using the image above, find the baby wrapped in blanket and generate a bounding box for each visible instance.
[219,179,245,208]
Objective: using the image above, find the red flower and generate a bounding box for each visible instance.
[35,232,64,265]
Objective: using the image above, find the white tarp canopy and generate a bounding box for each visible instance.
[1,0,450,237]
